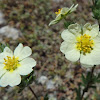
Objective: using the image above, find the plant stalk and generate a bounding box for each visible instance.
[80,65,96,100]
[92,0,95,5]
[29,86,38,100]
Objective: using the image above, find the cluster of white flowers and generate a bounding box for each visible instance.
[49,4,100,68]
[0,43,36,87]
[0,3,100,91]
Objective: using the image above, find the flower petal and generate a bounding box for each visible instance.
[61,29,76,42]
[60,42,80,62]
[14,43,23,57]
[60,41,68,54]
[68,23,81,36]
[9,72,21,87]
[16,46,32,60]
[65,46,80,62]
[0,53,5,63]
[55,14,62,21]
[81,63,93,68]
[80,38,100,65]
[0,66,6,78]
[14,43,32,60]
[49,19,59,26]
[80,45,100,65]
[19,46,32,60]
[0,72,9,87]
[0,71,21,87]
[61,7,69,15]
[83,23,99,38]
[61,4,78,15]
[3,47,13,57]
[69,4,78,13]
[17,57,36,75]
[93,35,100,44]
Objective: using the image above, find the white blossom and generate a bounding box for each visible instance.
[0,43,36,87]
[60,23,100,67]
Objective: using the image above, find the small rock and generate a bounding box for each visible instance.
[38,76,48,85]
[52,0,63,3]
[46,80,55,89]
[3,95,8,100]
[0,25,20,40]
[65,69,73,79]
[53,75,62,87]
[0,11,6,25]
[48,94,57,100]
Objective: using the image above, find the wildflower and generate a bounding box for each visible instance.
[49,4,78,26]
[60,23,100,67]
[0,43,36,87]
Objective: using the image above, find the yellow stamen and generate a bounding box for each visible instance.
[55,8,62,15]
[76,34,94,55]
[3,56,20,72]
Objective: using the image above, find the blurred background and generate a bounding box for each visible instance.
[0,0,99,100]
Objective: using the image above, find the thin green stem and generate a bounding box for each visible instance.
[63,17,67,22]
[29,86,38,100]
[92,0,95,5]
[80,65,96,100]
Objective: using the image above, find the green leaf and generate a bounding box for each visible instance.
[96,79,100,83]
[75,85,81,100]
[89,85,96,89]
[0,43,9,53]
[97,73,100,78]
[44,94,49,100]
[64,21,74,29]
[92,0,100,20]
[81,74,86,86]
[18,71,36,93]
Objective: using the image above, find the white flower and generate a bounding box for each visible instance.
[49,4,78,26]
[60,23,100,67]
[0,43,36,87]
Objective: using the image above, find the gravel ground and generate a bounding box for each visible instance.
[0,0,100,100]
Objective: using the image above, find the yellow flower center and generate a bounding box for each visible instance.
[76,34,94,55]
[3,56,20,72]
[55,8,62,15]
